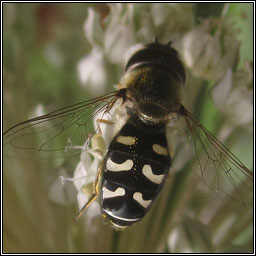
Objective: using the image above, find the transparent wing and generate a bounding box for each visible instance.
[180,106,253,209]
[3,90,122,160]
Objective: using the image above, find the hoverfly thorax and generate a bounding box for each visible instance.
[121,42,186,123]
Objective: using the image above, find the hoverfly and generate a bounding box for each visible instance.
[3,41,253,228]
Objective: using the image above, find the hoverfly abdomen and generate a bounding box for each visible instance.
[101,115,171,227]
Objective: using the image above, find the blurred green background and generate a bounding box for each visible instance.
[3,3,253,253]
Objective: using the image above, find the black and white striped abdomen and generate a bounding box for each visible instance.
[100,116,171,227]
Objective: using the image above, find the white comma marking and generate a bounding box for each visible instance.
[142,165,165,184]
[133,192,152,208]
[107,159,134,172]
[102,186,125,199]
[152,144,168,156]
[103,209,141,222]
[117,136,137,145]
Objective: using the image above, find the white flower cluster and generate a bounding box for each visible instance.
[212,62,253,128]
[77,3,195,94]
[181,17,240,81]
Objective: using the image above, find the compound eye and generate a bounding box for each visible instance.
[137,102,168,122]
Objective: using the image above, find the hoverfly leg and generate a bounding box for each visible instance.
[75,161,104,221]
[95,119,114,135]
[90,118,114,159]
